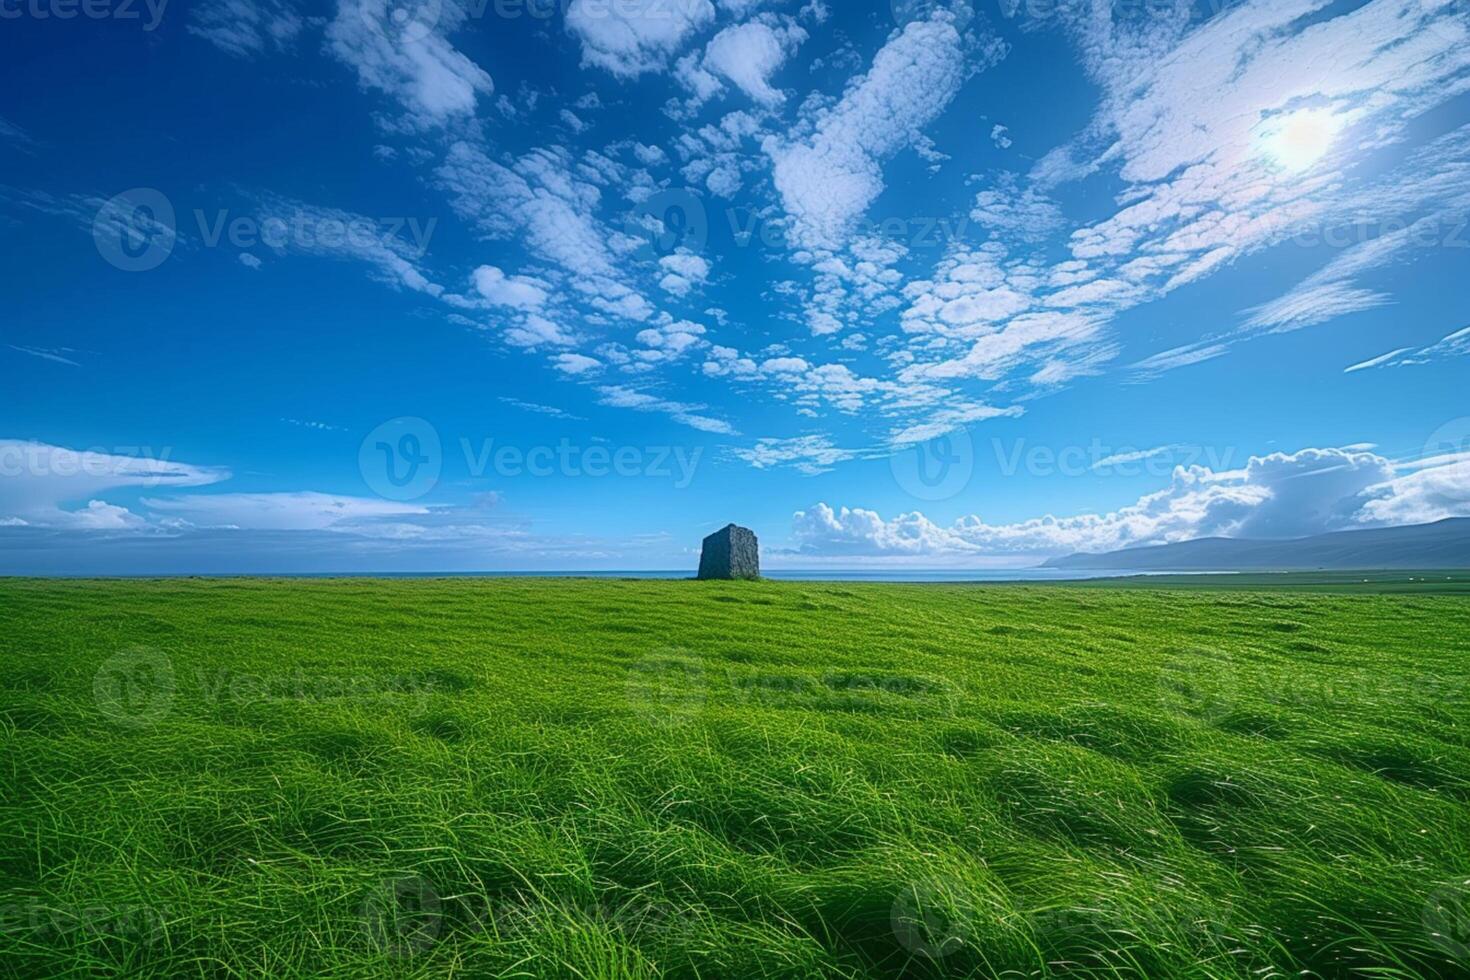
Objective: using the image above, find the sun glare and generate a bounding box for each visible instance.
[1256,108,1344,172]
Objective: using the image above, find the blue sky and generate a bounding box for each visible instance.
[3,0,1470,573]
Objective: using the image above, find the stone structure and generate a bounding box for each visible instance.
[697,524,760,580]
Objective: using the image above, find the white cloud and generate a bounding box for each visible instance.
[1344,325,1470,372]
[1244,281,1392,333]
[1128,341,1231,378]
[633,317,708,359]
[438,142,655,323]
[553,352,603,375]
[0,441,229,531]
[657,248,711,296]
[886,401,1020,447]
[1360,455,1470,527]
[902,307,1104,383]
[499,396,583,420]
[326,0,493,123]
[633,143,667,166]
[560,109,589,133]
[759,356,809,374]
[506,313,574,349]
[698,17,806,106]
[764,6,991,250]
[141,492,429,531]
[189,0,302,58]
[900,0,1470,390]
[730,435,858,474]
[597,385,736,434]
[566,0,715,78]
[0,114,35,148]
[8,345,79,367]
[970,173,1062,243]
[791,446,1470,560]
[472,265,550,310]
[254,194,443,297]
[1345,346,1416,373]
[702,345,759,377]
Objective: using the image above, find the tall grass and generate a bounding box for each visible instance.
[1,578,1468,977]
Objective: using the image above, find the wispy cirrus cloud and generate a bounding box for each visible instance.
[897,0,1470,401]
[9,345,80,367]
[252,193,444,297]
[597,385,736,434]
[189,0,303,58]
[1346,324,1470,372]
[0,114,37,150]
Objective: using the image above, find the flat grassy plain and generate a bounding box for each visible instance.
[2,578,1469,979]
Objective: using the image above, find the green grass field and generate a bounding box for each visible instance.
[2,577,1469,978]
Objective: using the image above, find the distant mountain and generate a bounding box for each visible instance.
[1042,519,1470,572]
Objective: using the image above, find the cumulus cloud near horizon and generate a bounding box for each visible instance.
[0,440,671,574]
[8,440,1468,569]
[791,447,1470,561]
[0,440,231,531]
